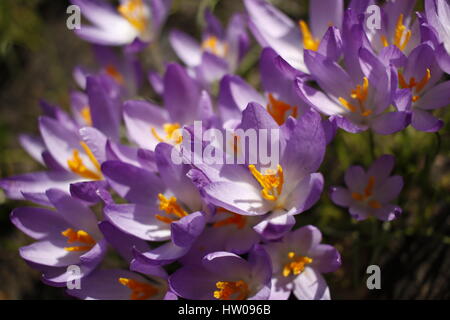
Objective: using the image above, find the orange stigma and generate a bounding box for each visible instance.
[118,278,158,300]
[398,68,431,102]
[351,176,382,209]
[201,35,228,58]
[213,208,247,229]
[267,94,298,125]
[105,65,125,84]
[61,228,96,252]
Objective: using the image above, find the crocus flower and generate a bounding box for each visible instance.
[425,0,450,74]
[219,47,309,126]
[10,189,107,286]
[123,63,217,151]
[264,225,341,300]
[394,43,449,132]
[169,9,249,86]
[189,103,325,240]
[67,269,177,300]
[330,154,403,221]
[102,142,207,265]
[297,47,409,134]
[244,0,343,72]
[72,0,171,47]
[169,246,272,300]
[0,114,109,205]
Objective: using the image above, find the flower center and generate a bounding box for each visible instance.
[398,68,431,102]
[80,106,92,126]
[155,194,189,224]
[118,0,149,33]
[201,35,228,58]
[213,208,247,229]
[151,123,183,145]
[381,14,412,51]
[351,176,381,209]
[338,77,373,117]
[214,280,249,300]
[118,278,158,300]
[299,20,320,51]
[105,65,125,85]
[282,252,313,277]
[267,94,298,125]
[61,228,96,252]
[67,141,102,180]
[249,165,284,202]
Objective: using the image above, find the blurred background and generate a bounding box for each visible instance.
[0,0,449,300]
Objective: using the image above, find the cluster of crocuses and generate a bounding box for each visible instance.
[1,0,449,300]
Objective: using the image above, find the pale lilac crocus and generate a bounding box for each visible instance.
[244,0,344,72]
[296,47,409,134]
[330,155,403,221]
[169,9,249,86]
[394,43,450,132]
[72,0,171,47]
[169,246,272,300]
[10,189,107,286]
[264,225,341,300]
[189,104,325,240]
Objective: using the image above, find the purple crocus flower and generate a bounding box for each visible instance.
[264,225,341,300]
[102,142,207,265]
[219,47,309,126]
[169,9,249,86]
[0,114,109,205]
[169,246,272,300]
[296,46,409,134]
[244,0,343,72]
[190,103,325,240]
[123,63,217,151]
[425,0,450,74]
[330,155,403,221]
[67,269,177,300]
[394,43,449,132]
[10,189,108,286]
[72,0,171,47]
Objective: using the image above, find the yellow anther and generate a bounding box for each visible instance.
[61,228,96,252]
[67,142,102,180]
[299,20,320,51]
[155,194,189,224]
[118,0,149,32]
[267,93,298,125]
[201,35,228,57]
[249,165,284,202]
[339,77,372,117]
[80,106,92,126]
[282,252,313,277]
[213,280,249,300]
[381,14,412,51]
[213,208,247,229]
[105,65,125,84]
[118,278,158,300]
[151,123,183,145]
